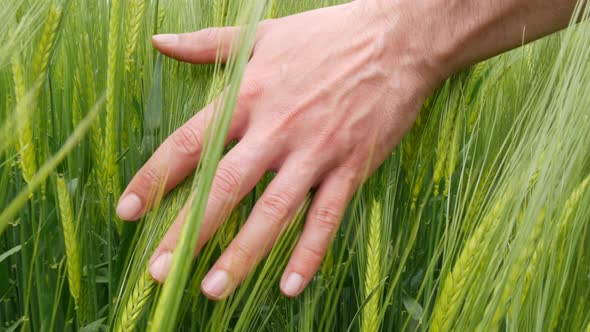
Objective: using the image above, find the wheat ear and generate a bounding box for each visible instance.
[105,0,122,196]
[101,0,123,233]
[361,200,383,332]
[433,106,457,196]
[115,269,155,332]
[431,191,509,332]
[32,4,62,85]
[56,176,82,308]
[12,54,36,184]
[124,0,147,73]
[548,175,590,329]
[481,211,545,330]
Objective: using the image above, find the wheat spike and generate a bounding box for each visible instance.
[265,0,279,19]
[124,0,147,73]
[433,106,457,196]
[105,0,121,195]
[547,175,590,329]
[156,6,166,32]
[115,269,155,332]
[213,0,229,26]
[32,4,62,85]
[72,71,82,128]
[516,236,543,313]
[56,176,82,308]
[30,4,62,199]
[556,175,589,236]
[470,62,488,85]
[82,34,97,106]
[481,211,545,330]
[550,175,590,276]
[361,200,383,332]
[12,54,36,184]
[431,191,510,332]
[571,295,589,332]
[411,169,425,211]
[219,207,240,249]
[104,0,123,233]
[320,244,335,279]
[114,181,190,331]
[80,34,103,168]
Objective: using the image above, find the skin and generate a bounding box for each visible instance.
[117,0,579,299]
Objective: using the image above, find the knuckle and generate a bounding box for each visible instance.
[300,242,326,265]
[200,27,219,45]
[212,162,242,198]
[238,77,265,105]
[336,165,361,188]
[311,203,342,234]
[137,165,163,191]
[256,20,274,37]
[259,191,294,224]
[231,242,253,264]
[171,123,203,159]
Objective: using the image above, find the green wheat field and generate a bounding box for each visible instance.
[1,0,590,331]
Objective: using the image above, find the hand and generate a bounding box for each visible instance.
[117,0,437,300]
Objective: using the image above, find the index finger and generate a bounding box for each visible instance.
[116,103,247,221]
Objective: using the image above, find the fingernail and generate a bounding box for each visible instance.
[282,273,304,296]
[116,194,142,220]
[152,34,178,45]
[202,270,231,298]
[149,252,173,282]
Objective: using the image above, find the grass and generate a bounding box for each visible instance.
[1,0,590,331]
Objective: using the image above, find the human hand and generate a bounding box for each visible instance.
[116,0,440,300]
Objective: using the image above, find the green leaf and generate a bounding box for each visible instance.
[0,244,21,264]
[402,295,424,321]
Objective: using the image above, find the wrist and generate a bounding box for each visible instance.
[362,0,577,90]
[354,0,451,95]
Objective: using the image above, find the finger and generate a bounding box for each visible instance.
[200,162,318,300]
[152,27,244,64]
[116,103,247,221]
[280,168,358,297]
[148,138,275,282]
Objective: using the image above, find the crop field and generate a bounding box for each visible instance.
[1,0,590,331]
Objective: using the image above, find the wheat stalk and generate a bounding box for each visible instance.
[56,176,82,308]
[444,112,463,197]
[361,200,383,332]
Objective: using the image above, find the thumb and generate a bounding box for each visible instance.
[152,27,242,64]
